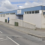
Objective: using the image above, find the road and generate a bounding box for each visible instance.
[0,23,45,45]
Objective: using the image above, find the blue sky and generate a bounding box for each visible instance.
[0,0,44,12]
[11,2,25,4]
[11,1,34,4]
[11,1,34,7]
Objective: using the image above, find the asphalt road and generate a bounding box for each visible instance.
[0,23,45,45]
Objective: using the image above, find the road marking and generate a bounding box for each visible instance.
[7,36,20,45]
[1,38,8,41]
[0,31,3,33]
[0,38,8,41]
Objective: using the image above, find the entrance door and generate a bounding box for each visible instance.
[16,15,23,20]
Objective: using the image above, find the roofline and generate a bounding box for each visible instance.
[3,5,44,12]
[18,5,44,10]
[0,5,45,14]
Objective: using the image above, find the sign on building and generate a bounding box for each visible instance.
[17,10,21,14]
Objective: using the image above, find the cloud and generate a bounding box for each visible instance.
[0,0,18,11]
[1,0,13,9]
[19,2,43,9]
[0,0,45,12]
[9,0,38,2]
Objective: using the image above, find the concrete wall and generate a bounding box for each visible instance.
[5,14,16,24]
[10,19,36,29]
[23,10,42,28]
[0,14,16,23]
[0,14,6,22]
[41,10,45,28]
[5,14,16,21]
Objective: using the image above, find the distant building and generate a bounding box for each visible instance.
[0,6,45,28]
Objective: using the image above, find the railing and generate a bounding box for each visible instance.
[10,19,36,29]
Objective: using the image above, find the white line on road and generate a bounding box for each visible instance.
[7,36,20,45]
[0,30,20,45]
[0,38,8,41]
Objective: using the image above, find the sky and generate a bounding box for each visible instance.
[0,0,45,12]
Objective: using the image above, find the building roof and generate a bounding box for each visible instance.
[0,6,45,15]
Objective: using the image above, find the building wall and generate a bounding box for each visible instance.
[5,14,16,20]
[5,13,16,24]
[41,10,45,28]
[0,13,16,23]
[0,14,6,22]
[23,10,42,28]
[0,16,5,22]
[10,19,36,29]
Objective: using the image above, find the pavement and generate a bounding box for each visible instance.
[1,22,45,38]
[0,22,45,45]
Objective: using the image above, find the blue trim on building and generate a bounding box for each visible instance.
[0,6,45,15]
[0,10,17,14]
[41,6,45,10]
[21,6,42,14]
[16,14,23,15]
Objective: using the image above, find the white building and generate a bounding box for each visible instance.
[0,6,45,28]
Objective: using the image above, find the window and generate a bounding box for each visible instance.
[25,12,27,14]
[25,11,32,14]
[0,14,2,17]
[25,10,39,14]
[1,14,2,17]
[10,13,15,15]
[43,12,45,15]
[6,13,9,15]
[29,11,31,14]
[32,11,34,14]
[3,14,5,17]
[27,12,29,14]
[35,10,39,13]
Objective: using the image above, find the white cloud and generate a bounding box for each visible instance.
[0,0,18,12]
[19,2,43,9]
[9,0,38,2]
[2,0,13,9]
[0,0,45,12]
